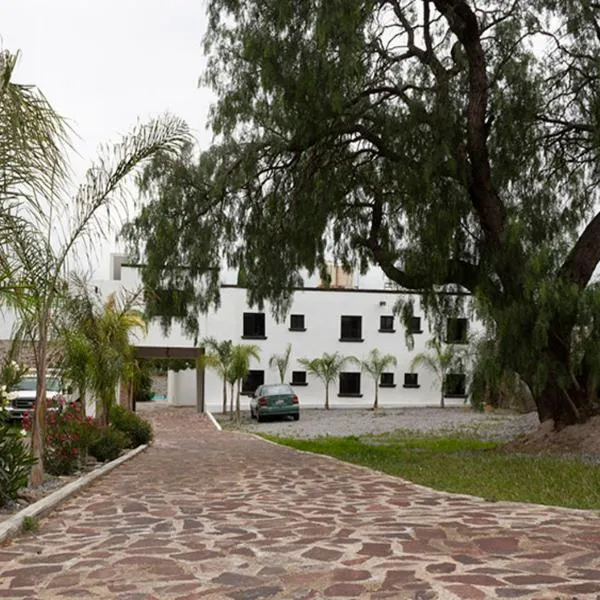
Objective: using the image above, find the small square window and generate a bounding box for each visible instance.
[444,373,466,396]
[380,372,395,387]
[408,316,422,334]
[339,372,362,396]
[404,373,419,388]
[379,315,395,332]
[340,316,363,341]
[290,314,306,331]
[446,318,468,344]
[291,370,307,386]
[242,370,265,395]
[243,312,266,338]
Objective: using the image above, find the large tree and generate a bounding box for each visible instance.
[124,1,600,429]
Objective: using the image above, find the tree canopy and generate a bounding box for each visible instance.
[123,1,600,427]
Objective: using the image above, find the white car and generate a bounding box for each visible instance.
[5,373,71,421]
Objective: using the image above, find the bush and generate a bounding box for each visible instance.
[88,427,129,462]
[110,405,153,447]
[22,399,102,476]
[0,424,36,507]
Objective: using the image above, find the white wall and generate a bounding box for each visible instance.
[167,368,196,406]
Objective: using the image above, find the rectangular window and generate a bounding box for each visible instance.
[289,314,306,331]
[339,372,362,396]
[446,318,468,344]
[340,316,363,341]
[380,372,395,387]
[243,312,266,338]
[242,370,265,395]
[445,373,466,396]
[408,316,422,334]
[404,373,419,388]
[291,370,307,386]
[379,315,395,332]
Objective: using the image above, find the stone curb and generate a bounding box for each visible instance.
[0,444,148,545]
[205,411,222,431]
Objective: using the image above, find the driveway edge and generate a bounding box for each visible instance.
[206,411,222,431]
[0,444,148,545]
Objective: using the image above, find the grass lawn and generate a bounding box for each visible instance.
[264,433,600,510]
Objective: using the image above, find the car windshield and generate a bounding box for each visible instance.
[262,384,293,396]
[13,377,62,392]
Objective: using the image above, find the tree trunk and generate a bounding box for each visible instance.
[30,338,47,488]
[325,383,329,410]
[373,381,379,410]
[222,377,227,414]
[229,383,234,417]
[440,388,445,409]
[235,380,241,422]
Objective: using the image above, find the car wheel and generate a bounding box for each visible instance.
[250,408,254,419]
[293,414,300,421]
[257,412,264,423]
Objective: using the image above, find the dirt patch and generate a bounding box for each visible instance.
[504,415,600,460]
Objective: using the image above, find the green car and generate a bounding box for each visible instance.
[249,384,300,422]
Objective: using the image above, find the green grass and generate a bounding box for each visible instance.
[21,516,38,533]
[264,433,600,510]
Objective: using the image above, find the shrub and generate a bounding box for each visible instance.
[0,424,36,507]
[23,399,102,476]
[110,405,153,447]
[88,427,128,462]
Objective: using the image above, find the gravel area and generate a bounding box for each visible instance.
[218,407,541,442]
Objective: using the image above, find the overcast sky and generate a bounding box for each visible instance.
[1,0,214,277]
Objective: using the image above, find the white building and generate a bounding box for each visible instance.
[90,256,477,413]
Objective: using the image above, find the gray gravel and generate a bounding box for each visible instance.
[220,407,540,441]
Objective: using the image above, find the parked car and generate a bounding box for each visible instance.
[249,383,300,422]
[5,372,71,421]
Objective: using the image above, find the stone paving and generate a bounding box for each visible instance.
[0,407,600,599]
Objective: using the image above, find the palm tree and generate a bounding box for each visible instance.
[298,352,356,409]
[228,344,260,421]
[0,53,189,485]
[199,337,233,414]
[58,329,94,416]
[268,343,292,383]
[360,349,397,410]
[409,338,465,408]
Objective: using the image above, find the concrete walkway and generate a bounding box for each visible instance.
[1,407,599,599]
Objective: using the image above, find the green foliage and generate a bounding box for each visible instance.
[21,516,38,533]
[0,423,36,507]
[88,427,129,463]
[268,344,292,384]
[360,349,397,409]
[109,405,154,447]
[228,344,261,420]
[267,433,600,510]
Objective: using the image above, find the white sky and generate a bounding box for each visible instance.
[1,0,215,278]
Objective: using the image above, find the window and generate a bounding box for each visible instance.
[380,372,395,387]
[340,316,363,341]
[445,373,466,397]
[408,316,423,334]
[146,287,186,318]
[289,314,306,331]
[243,312,266,339]
[379,315,395,332]
[291,370,307,386]
[242,370,265,395]
[404,373,419,388]
[446,318,468,344]
[339,372,362,396]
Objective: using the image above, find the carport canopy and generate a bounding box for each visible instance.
[134,346,205,413]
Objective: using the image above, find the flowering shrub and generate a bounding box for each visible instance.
[23,399,100,476]
[0,423,36,507]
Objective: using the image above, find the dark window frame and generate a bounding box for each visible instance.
[338,372,363,397]
[289,314,306,332]
[446,317,468,344]
[379,315,395,333]
[242,370,265,396]
[242,312,267,339]
[340,315,364,342]
[291,370,308,386]
[408,316,423,334]
[380,372,396,388]
[444,373,467,397]
[403,373,420,388]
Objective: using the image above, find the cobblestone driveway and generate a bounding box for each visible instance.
[1,407,599,599]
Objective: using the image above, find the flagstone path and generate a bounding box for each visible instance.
[0,407,599,599]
